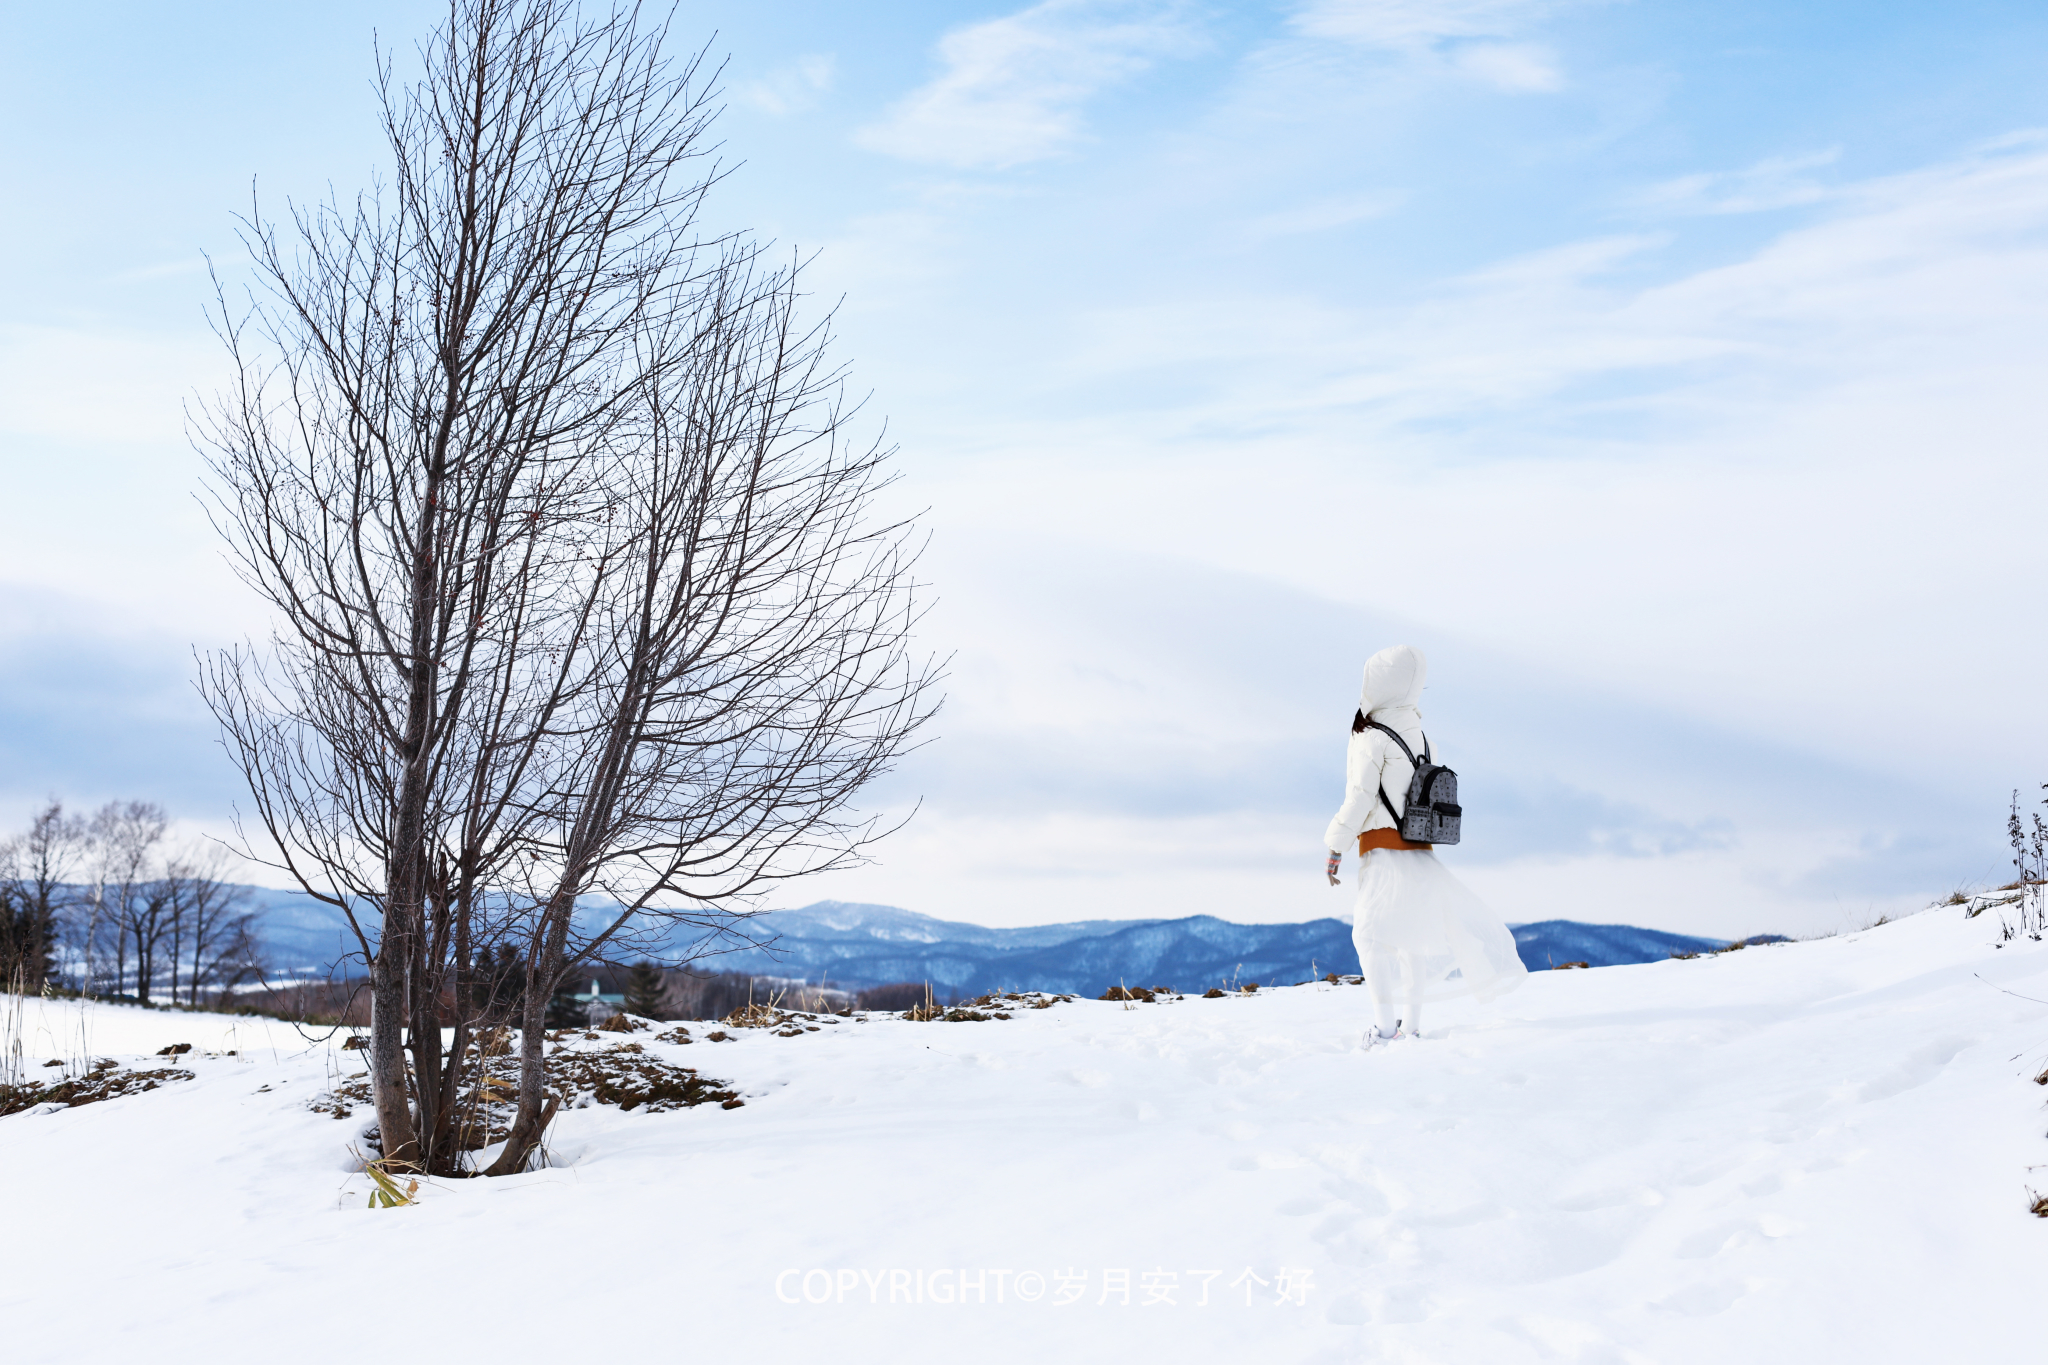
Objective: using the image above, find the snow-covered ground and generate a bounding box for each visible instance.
[4,905,2044,1363]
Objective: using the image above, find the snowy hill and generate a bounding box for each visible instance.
[3,903,2042,1361]
[249,891,1737,991]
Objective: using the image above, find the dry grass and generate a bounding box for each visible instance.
[364,1159,421,1209]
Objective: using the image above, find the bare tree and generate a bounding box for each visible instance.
[164,855,262,1006]
[0,800,88,989]
[198,0,936,1175]
[486,259,936,1173]
[84,802,168,998]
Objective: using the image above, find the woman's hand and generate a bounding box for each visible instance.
[1326,849,1342,886]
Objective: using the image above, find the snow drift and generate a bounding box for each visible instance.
[3,903,2042,1363]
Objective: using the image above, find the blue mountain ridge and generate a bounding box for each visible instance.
[243,889,1751,996]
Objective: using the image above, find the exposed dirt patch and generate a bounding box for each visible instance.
[900,990,1067,1022]
[2,1064,197,1118]
[309,1073,371,1121]
[547,1046,738,1113]
[324,1032,742,1154]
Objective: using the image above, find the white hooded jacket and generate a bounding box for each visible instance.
[1323,644,1432,854]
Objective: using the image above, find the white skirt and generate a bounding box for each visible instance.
[1351,848,1528,1003]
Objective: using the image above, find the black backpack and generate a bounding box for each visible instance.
[1364,720,1462,845]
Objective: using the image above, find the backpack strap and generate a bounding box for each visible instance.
[1363,719,1430,820]
[1363,719,1419,766]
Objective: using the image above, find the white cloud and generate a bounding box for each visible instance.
[1291,0,1551,49]
[1635,149,1843,216]
[1288,0,1573,91]
[738,53,836,116]
[1244,190,1406,237]
[855,0,1205,170]
[829,133,2048,929]
[1453,40,1562,91]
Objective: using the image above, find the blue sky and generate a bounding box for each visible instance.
[3,0,2046,937]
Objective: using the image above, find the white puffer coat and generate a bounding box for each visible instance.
[1323,644,1432,853]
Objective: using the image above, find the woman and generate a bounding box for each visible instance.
[1324,644,1526,1048]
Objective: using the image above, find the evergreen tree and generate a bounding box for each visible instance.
[624,961,667,1019]
[1,894,58,987]
[469,944,525,1016]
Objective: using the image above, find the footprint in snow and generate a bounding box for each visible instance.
[1650,1279,1747,1316]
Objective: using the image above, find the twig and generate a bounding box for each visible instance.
[1974,973,2048,1006]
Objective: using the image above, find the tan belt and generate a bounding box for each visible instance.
[1359,827,1432,853]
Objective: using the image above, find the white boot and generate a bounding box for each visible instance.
[1359,1021,1408,1050]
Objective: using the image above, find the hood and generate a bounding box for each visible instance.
[1360,644,1427,716]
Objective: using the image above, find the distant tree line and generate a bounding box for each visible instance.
[463,958,860,1027]
[0,799,262,1004]
[558,962,949,1021]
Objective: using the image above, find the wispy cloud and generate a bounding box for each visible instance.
[1452,41,1562,91]
[738,53,836,116]
[1635,149,1843,216]
[1289,0,1571,91]
[1290,0,1553,48]
[856,0,1206,170]
[1243,190,1406,237]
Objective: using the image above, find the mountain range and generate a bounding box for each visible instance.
[245,889,1755,997]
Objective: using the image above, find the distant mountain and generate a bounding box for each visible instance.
[244,889,1757,996]
[246,888,367,974]
[1510,920,1728,971]
[696,901,1358,996]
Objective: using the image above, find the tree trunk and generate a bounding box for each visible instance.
[484,890,576,1176]
[482,974,556,1176]
[367,939,418,1166]
[168,910,181,1007]
[133,920,150,1005]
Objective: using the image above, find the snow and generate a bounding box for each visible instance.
[4,905,2045,1363]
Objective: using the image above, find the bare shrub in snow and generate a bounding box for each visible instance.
[2002,786,2047,942]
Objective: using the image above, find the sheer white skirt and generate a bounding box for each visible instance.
[1351,848,1527,1017]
